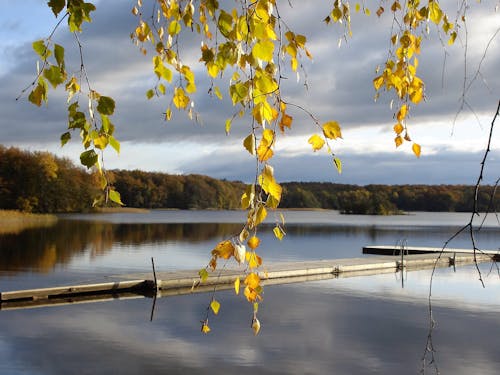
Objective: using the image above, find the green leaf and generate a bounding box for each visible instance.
[198,268,209,282]
[109,136,120,154]
[60,132,71,146]
[146,89,154,99]
[108,189,124,205]
[28,82,47,107]
[54,44,65,68]
[43,65,65,88]
[47,0,66,17]
[217,10,233,37]
[80,149,98,168]
[32,40,50,59]
[96,96,115,115]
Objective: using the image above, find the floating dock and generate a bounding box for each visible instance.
[363,245,500,259]
[1,247,496,310]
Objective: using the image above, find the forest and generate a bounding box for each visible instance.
[1,145,497,214]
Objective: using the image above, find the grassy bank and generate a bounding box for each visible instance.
[0,210,58,235]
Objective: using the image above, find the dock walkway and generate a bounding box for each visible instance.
[1,248,496,310]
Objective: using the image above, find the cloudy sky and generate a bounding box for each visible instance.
[1,0,499,185]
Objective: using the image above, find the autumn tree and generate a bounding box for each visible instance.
[21,0,497,334]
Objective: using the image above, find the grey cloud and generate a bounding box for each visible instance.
[177,147,500,185]
[0,0,498,184]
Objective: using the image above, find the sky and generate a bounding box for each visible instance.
[0,0,499,185]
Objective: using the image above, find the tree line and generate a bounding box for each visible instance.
[1,146,497,214]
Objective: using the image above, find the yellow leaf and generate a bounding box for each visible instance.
[211,240,235,259]
[252,39,274,62]
[201,322,211,334]
[252,317,261,336]
[168,20,181,35]
[243,133,256,155]
[393,123,404,135]
[308,134,325,151]
[273,225,285,240]
[448,31,457,45]
[247,236,260,249]
[322,121,342,139]
[210,299,221,315]
[395,135,403,148]
[333,156,342,174]
[279,113,293,132]
[173,87,190,109]
[165,107,172,121]
[412,143,421,157]
[428,1,443,24]
[246,251,262,269]
[241,184,255,209]
[253,302,259,313]
[373,75,384,90]
[244,272,260,289]
[214,86,222,100]
[396,104,407,122]
[234,277,240,295]
[258,165,282,202]
[257,129,275,162]
[255,205,267,226]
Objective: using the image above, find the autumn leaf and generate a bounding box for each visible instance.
[395,135,403,148]
[308,134,325,151]
[252,317,261,336]
[201,321,211,334]
[412,142,421,157]
[273,225,285,240]
[234,277,240,295]
[243,134,256,155]
[257,129,275,162]
[173,87,190,109]
[322,121,342,139]
[244,272,260,289]
[252,39,274,61]
[333,156,342,174]
[210,299,221,315]
[393,123,404,135]
[234,243,246,264]
[246,251,262,269]
[198,268,209,282]
[211,240,235,259]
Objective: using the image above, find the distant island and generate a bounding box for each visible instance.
[1,145,497,215]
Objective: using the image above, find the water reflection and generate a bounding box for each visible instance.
[0,220,241,273]
[0,214,498,275]
[1,275,499,375]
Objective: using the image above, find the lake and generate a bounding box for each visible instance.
[0,210,499,374]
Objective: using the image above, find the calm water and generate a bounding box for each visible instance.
[0,210,499,374]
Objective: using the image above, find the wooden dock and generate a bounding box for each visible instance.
[363,245,500,259]
[1,248,496,310]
